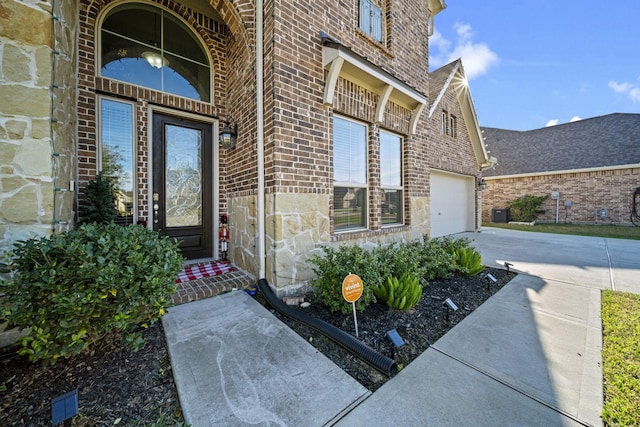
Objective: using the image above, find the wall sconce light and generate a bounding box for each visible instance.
[219,122,238,149]
[141,51,169,69]
[478,177,487,191]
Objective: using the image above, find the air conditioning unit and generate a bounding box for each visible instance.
[491,208,510,223]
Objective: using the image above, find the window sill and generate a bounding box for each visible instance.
[331,224,410,242]
[355,29,394,59]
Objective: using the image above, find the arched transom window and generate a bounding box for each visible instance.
[100,3,211,102]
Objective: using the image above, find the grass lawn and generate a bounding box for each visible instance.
[601,290,640,426]
[483,222,640,240]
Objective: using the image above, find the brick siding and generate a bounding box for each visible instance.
[483,167,640,225]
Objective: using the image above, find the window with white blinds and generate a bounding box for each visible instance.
[99,97,135,224]
[334,117,367,230]
[380,131,403,225]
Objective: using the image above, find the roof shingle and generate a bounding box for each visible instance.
[482,113,640,176]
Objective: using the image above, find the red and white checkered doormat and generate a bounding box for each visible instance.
[176,261,234,283]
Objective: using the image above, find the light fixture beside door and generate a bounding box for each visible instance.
[219,122,238,149]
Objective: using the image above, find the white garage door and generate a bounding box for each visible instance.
[430,171,475,237]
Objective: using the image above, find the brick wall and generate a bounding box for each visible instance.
[77,0,234,224]
[483,167,640,225]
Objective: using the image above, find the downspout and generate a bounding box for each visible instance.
[256,0,266,279]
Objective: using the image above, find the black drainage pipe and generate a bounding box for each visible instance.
[256,278,397,376]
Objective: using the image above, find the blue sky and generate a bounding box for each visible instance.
[429,1,640,131]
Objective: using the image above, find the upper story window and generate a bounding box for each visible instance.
[334,116,368,231]
[449,115,457,137]
[359,0,383,43]
[441,110,457,138]
[100,3,211,102]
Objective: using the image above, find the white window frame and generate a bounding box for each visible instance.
[97,95,137,224]
[441,111,447,134]
[449,114,457,138]
[97,3,212,102]
[333,116,369,232]
[359,0,383,43]
[380,130,404,226]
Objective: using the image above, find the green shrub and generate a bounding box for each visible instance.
[309,237,476,314]
[373,273,422,311]
[452,246,486,276]
[423,237,469,280]
[1,223,184,365]
[509,194,548,222]
[79,172,118,225]
[309,245,380,314]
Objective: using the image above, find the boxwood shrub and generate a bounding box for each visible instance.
[1,223,184,365]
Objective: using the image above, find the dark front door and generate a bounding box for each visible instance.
[152,113,213,260]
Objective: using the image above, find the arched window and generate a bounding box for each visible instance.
[100,3,211,102]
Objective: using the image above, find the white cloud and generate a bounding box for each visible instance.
[570,116,582,122]
[546,119,559,127]
[609,80,640,103]
[454,23,473,42]
[429,23,498,80]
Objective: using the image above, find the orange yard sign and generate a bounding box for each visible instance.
[342,274,363,303]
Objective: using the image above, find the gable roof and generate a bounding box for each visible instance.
[429,59,495,169]
[482,113,640,177]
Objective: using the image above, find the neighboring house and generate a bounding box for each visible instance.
[482,113,640,226]
[0,0,493,295]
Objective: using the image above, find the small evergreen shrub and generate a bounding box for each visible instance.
[79,172,118,224]
[309,245,380,314]
[452,246,486,276]
[509,194,548,222]
[1,223,184,365]
[420,237,465,280]
[372,273,422,311]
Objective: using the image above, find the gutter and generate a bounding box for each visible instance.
[483,163,640,180]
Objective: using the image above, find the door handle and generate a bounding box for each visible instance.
[153,192,160,224]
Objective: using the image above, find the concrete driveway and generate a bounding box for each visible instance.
[336,227,640,426]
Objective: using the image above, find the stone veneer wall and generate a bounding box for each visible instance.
[483,167,640,225]
[0,0,76,255]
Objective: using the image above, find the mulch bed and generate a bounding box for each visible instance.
[0,323,183,426]
[255,267,516,391]
[0,267,514,424]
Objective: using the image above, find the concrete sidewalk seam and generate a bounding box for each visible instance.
[603,238,616,291]
[429,344,593,427]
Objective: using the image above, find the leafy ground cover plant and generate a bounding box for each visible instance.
[452,246,486,276]
[1,223,184,365]
[372,273,422,310]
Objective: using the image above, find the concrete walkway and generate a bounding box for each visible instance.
[163,228,640,426]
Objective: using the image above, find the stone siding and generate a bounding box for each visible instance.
[0,0,76,253]
[483,167,640,225]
